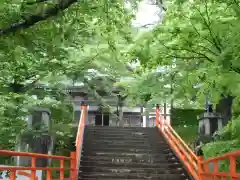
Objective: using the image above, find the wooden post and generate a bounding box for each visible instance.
[46,169,52,180]
[9,170,16,180]
[60,159,64,180]
[197,156,204,180]
[230,156,237,180]
[70,152,77,180]
[81,101,87,125]
[31,157,36,180]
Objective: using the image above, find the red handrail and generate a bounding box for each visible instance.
[156,105,240,180]
[199,150,240,179]
[0,150,76,180]
[155,105,199,179]
[75,104,87,179]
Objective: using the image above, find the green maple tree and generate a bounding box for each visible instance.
[126,0,240,108]
[0,0,139,159]
[123,0,240,163]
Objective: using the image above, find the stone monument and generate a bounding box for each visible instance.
[198,102,223,136]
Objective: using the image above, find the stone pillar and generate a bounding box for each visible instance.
[42,110,51,129]
[25,115,33,129]
[146,108,150,127]
[218,118,223,130]
[142,107,146,127]
[119,107,124,127]
[140,106,144,127]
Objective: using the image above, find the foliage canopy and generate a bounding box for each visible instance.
[0,0,137,154]
[122,0,240,162]
[125,0,240,108]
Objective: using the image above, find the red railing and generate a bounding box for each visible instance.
[155,104,240,180]
[0,150,76,180]
[0,104,87,180]
[155,104,199,179]
[198,151,240,180]
[75,104,87,179]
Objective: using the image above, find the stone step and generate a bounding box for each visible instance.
[80,155,179,163]
[84,129,159,135]
[79,172,189,180]
[84,133,151,138]
[81,153,177,161]
[83,138,166,143]
[80,160,182,168]
[82,143,168,149]
[79,166,184,174]
[79,126,191,180]
[84,133,160,137]
[83,136,162,141]
[83,136,166,144]
[79,177,187,180]
[85,126,156,131]
[82,147,173,154]
[83,143,171,149]
[82,139,167,145]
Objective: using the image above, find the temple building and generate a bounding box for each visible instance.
[68,85,150,127]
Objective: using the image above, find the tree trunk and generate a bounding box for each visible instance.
[118,106,124,127]
[117,95,124,127]
[170,73,175,110]
[145,107,149,127]
[216,95,233,126]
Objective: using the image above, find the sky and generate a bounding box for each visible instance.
[132,0,162,28]
[126,0,164,71]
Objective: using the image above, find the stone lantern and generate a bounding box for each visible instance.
[197,112,223,136]
[197,92,223,136]
[16,108,52,167]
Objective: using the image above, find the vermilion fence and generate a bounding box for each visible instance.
[156,105,240,180]
[198,150,240,180]
[0,104,87,180]
[0,150,76,180]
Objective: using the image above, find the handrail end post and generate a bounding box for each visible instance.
[81,101,87,110]
[156,104,160,127]
[70,152,77,180]
[197,156,204,180]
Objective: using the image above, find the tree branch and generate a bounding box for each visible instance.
[0,0,78,35]
[140,23,156,28]
[160,42,215,62]
[194,4,222,53]
[203,0,223,48]
[233,0,240,9]
[230,66,240,74]
[180,35,219,57]
[182,13,220,49]
[165,55,208,60]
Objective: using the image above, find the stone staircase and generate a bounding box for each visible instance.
[79,126,191,180]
